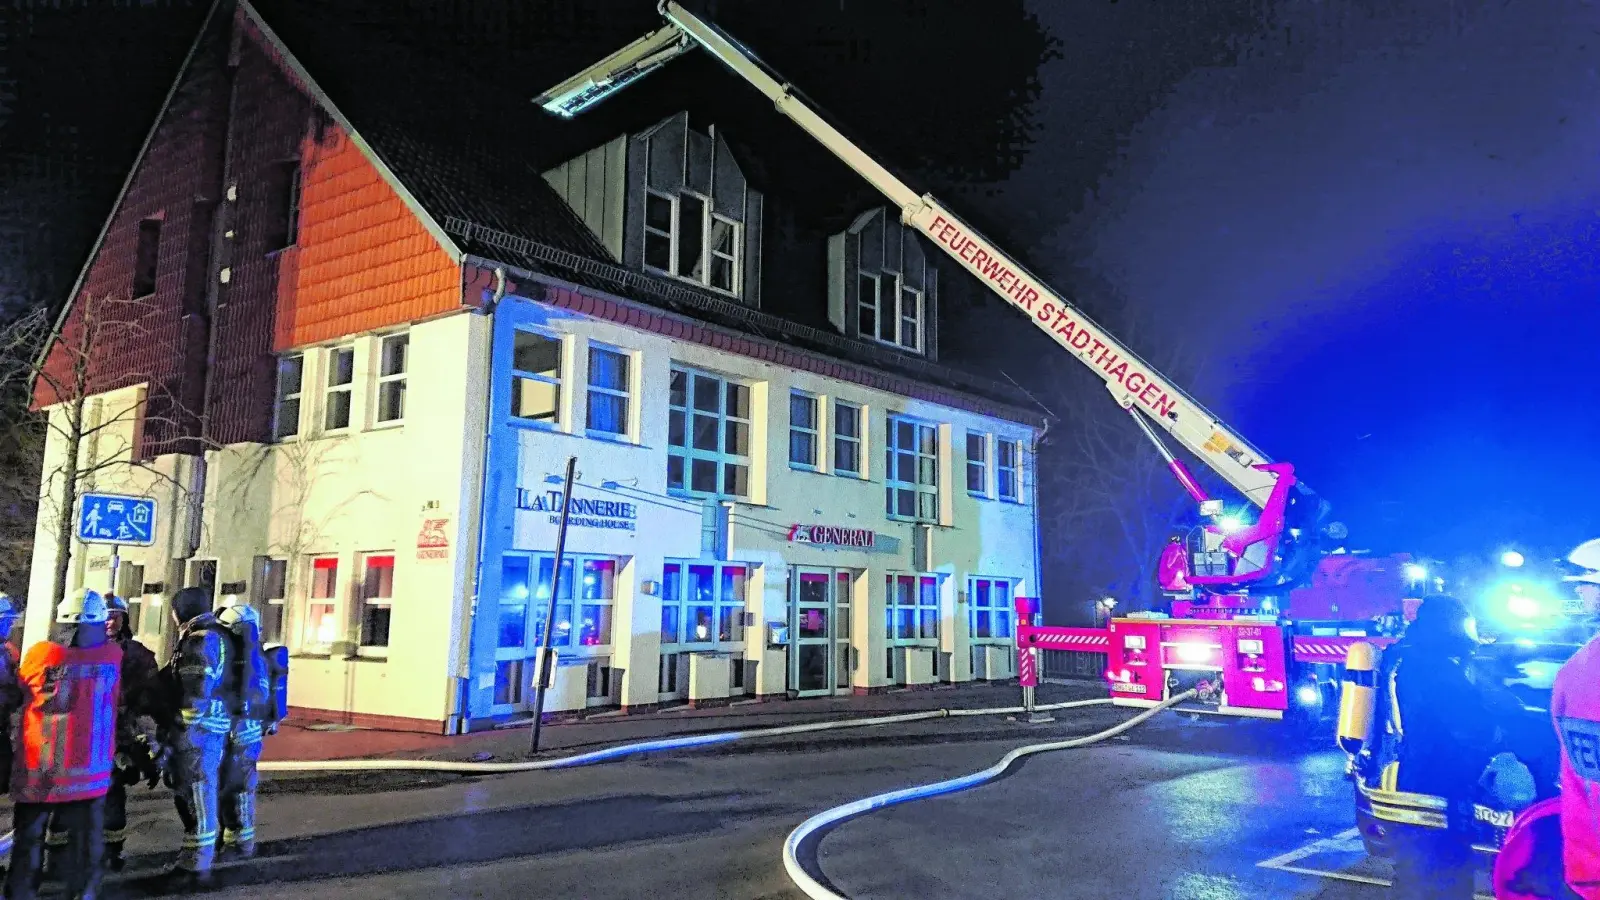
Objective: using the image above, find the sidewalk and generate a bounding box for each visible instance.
[262,680,1105,765]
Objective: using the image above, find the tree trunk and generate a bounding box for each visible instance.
[47,401,84,615]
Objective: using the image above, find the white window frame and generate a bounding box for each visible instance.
[997,438,1021,503]
[300,555,341,654]
[584,343,632,439]
[504,552,620,652]
[659,560,752,649]
[789,390,820,471]
[667,365,752,500]
[968,576,1016,643]
[858,271,925,355]
[885,414,939,523]
[374,332,408,426]
[357,552,395,657]
[509,327,564,427]
[833,400,862,477]
[322,345,355,433]
[272,353,303,441]
[642,188,743,298]
[886,573,941,647]
[966,430,989,497]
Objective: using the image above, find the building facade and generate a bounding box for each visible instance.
[23,0,1043,733]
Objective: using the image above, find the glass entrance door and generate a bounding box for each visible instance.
[790,568,853,697]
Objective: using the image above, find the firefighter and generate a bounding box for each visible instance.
[42,593,166,877]
[1552,542,1600,899]
[1369,594,1523,900]
[6,588,122,900]
[143,587,233,893]
[216,603,275,861]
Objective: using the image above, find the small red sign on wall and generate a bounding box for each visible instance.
[417,518,450,560]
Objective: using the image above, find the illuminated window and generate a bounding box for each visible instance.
[323,346,354,431]
[886,573,941,644]
[885,414,938,522]
[358,554,394,652]
[511,330,562,424]
[301,557,339,651]
[667,366,750,499]
[660,560,750,647]
[503,553,617,650]
[968,577,1015,641]
[375,333,408,424]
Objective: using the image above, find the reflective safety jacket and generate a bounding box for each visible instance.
[165,614,233,735]
[11,639,122,803]
[1552,635,1600,899]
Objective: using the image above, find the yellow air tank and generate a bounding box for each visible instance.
[1336,641,1380,757]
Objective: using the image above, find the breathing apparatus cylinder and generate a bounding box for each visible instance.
[1336,641,1379,757]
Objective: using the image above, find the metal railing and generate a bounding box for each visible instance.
[1040,649,1107,683]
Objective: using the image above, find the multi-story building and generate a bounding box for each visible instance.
[22,0,1044,733]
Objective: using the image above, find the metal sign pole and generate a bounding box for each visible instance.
[108,544,120,595]
[529,456,578,754]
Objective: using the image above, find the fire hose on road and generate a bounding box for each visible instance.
[0,695,1119,854]
[780,689,1204,900]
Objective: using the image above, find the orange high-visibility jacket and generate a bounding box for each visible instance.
[1553,635,1600,899]
[11,639,122,804]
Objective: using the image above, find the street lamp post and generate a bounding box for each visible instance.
[529,455,578,755]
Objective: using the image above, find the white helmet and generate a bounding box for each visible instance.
[1564,539,1600,585]
[218,604,259,630]
[57,588,109,625]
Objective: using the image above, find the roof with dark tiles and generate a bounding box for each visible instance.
[244,0,1043,422]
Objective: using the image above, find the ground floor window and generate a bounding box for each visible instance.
[659,560,750,648]
[499,552,618,652]
[885,573,940,645]
[359,553,395,653]
[968,577,1016,641]
[301,556,340,651]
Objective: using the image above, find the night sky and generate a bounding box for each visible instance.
[3,0,1597,586]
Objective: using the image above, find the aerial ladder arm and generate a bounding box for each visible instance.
[539,2,1276,508]
[536,2,1343,589]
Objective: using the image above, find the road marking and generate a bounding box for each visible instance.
[1257,828,1493,900]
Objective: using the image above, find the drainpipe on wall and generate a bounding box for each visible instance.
[450,265,506,736]
[179,16,243,655]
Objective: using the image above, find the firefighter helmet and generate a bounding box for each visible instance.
[57,588,109,625]
[218,603,259,629]
[1562,538,1600,584]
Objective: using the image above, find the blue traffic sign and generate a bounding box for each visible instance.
[77,492,157,547]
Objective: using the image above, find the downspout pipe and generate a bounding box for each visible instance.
[1029,416,1049,629]
[454,265,506,735]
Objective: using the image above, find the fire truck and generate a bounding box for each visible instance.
[535,2,1397,723]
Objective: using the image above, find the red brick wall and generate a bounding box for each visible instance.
[33,9,232,457]
[37,7,462,450]
[273,126,460,350]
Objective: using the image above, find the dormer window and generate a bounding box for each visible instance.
[543,111,764,305]
[828,207,938,358]
[643,189,742,294]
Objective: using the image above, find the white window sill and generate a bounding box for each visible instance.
[370,418,405,432]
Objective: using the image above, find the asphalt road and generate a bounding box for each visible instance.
[99,707,1455,900]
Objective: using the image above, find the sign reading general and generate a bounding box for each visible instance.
[77,493,156,547]
[788,524,875,549]
[516,488,638,532]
